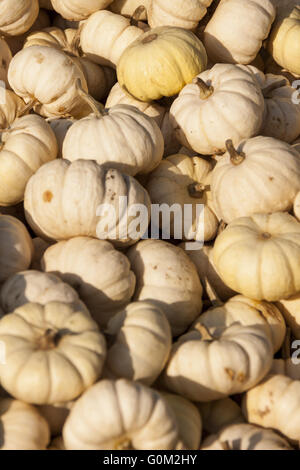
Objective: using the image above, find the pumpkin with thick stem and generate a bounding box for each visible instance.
[50,0,113,21]
[170,64,265,155]
[0,0,39,36]
[211,137,300,224]
[63,379,180,450]
[213,212,300,301]
[148,0,214,30]
[0,302,107,405]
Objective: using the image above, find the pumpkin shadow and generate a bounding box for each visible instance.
[202,33,235,64]
[0,398,13,449]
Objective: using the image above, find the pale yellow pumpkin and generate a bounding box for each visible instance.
[0,215,33,283]
[0,398,50,450]
[0,90,26,130]
[203,0,275,64]
[146,154,218,242]
[127,239,203,336]
[276,295,300,338]
[62,105,164,176]
[117,26,207,102]
[25,159,151,246]
[213,212,300,301]
[104,301,172,385]
[243,374,300,444]
[211,137,300,224]
[202,423,292,450]
[197,398,245,434]
[0,114,58,206]
[0,302,106,404]
[38,401,73,436]
[0,0,39,36]
[148,0,213,30]
[268,5,300,76]
[110,0,149,19]
[80,10,144,68]
[0,38,12,88]
[42,237,136,328]
[51,0,113,21]
[170,64,265,155]
[63,379,179,450]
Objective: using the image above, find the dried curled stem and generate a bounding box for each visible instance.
[130,5,147,27]
[193,78,214,100]
[225,140,245,166]
[188,182,206,198]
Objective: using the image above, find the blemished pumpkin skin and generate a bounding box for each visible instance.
[0,398,50,450]
[162,320,273,402]
[127,239,203,337]
[62,105,164,176]
[42,237,136,329]
[211,137,300,224]
[109,0,150,19]
[24,159,151,247]
[0,302,107,405]
[213,212,300,302]
[243,374,300,444]
[104,301,172,386]
[197,398,245,435]
[270,359,300,380]
[80,10,144,69]
[276,295,300,338]
[30,237,52,270]
[0,114,58,207]
[0,38,12,88]
[0,270,86,315]
[117,27,208,102]
[148,0,213,30]
[51,0,113,21]
[160,392,202,450]
[203,0,275,64]
[268,5,300,76]
[0,0,39,36]
[180,243,236,303]
[0,215,33,283]
[8,45,91,119]
[201,423,292,451]
[63,379,179,450]
[38,401,73,437]
[170,64,265,155]
[146,155,218,242]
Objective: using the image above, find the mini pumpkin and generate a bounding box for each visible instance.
[63,379,179,450]
[170,64,265,155]
[213,212,300,301]
[117,26,207,102]
[42,237,136,328]
[0,0,39,36]
[197,398,245,434]
[293,191,300,221]
[24,159,151,246]
[148,0,213,30]
[104,301,172,385]
[0,302,106,404]
[127,239,203,336]
[203,0,275,64]
[50,0,113,21]
[211,137,300,224]
[0,215,33,283]
[0,38,12,88]
[0,398,50,450]
[0,89,26,130]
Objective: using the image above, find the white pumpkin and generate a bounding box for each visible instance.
[63,104,164,176]
[104,301,172,385]
[146,154,218,242]
[0,302,106,404]
[148,0,213,30]
[24,159,151,246]
[38,401,73,437]
[42,237,136,328]
[0,270,86,314]
[31,237,52,270]
[63,379,179,449]
[0,215,33,283]
[243,374,300,444]
[0,398,50,450]
[51,0,113,21]
[202,423,292,450]
[211,137,300,224]
[293,191,300,221]
[0,38,12,88]
[203,0,275,64]
[170,64,265,155]
[197,398,245,434]
[0,114,58,206]
[213,212,300,302]
[0,89,26,130]
[8,45,90,119]
[0,0,39,36]
[276,295,300,338]
[127,239,203,336]
[80,10,144,68]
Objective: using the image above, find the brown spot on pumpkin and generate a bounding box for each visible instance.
[58,106,66,113]
[269,176,274,181]
[225,368,235,380]
[256,407,271,418]
[153,265,157,270]
[43,190,53,203]
[237,372,246,383]
[35,53,45,64]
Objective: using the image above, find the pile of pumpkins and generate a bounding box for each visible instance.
[0,0,299,451]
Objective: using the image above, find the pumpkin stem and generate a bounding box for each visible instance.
[217,220,227,235]
[205,279,223,308]
[220,441,231,451]
[38,328,60,350]
[282,327,291,360]
[226,140,245,166]
[188,182,205,198]
[75,78,106,118]
[262,79,287,97]
[193,78,214,99]
[17,98,38,118]
[130,5,147,27]
[194,322,214,341]
[114,437,132,450]
[142,33,158,44]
